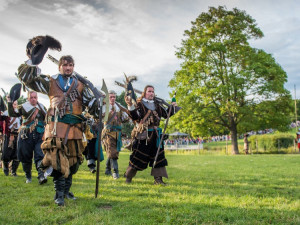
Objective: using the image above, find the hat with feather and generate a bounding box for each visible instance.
[26,35,62,65]
[9,83,22,103]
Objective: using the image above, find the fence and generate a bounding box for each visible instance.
[164,143,231,155]
[164,139,300,155]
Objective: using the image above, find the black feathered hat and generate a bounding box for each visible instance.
[9,83,22,102]
[0,95,6,112]
[26,35,62,65]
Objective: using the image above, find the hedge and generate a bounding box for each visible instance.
[248,133,295,152]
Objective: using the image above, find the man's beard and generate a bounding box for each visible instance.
[147,96,154,100]
[63,73,72,77]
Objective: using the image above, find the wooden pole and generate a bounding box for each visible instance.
[226,137,228,155]
[256,139,258,154]
[295,85,298,132]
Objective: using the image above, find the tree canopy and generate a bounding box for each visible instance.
[169,6,292,154]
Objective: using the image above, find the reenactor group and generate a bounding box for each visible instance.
[0,35,179,206]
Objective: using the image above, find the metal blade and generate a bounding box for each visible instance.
[101,79,109,122]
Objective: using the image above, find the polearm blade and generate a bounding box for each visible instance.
[115,80,142,95]
[102,80,109,122]
[0,95,7,112]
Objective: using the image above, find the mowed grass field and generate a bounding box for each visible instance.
[0,153,299,224]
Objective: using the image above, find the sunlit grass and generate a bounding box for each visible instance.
[0,153,299,224]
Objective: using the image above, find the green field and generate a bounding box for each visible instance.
[0,153,299,224]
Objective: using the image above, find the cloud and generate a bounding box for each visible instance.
[0,0,19,11]
[2,0,300,106]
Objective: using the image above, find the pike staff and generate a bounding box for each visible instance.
[153,92,177,168]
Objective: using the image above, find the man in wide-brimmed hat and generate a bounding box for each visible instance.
[16,35,101,206]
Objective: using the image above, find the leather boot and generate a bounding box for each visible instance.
[3,161,9,176]
[88,165,96,173]
[124,166,137,183]
[154,176,167,186]
[111,159,119,179]
[11,160,20,176]
[64,174,76,200]
[105,158,112,176]
[54,176,65,206]
[37,161,47,185]
[22,162,32,183]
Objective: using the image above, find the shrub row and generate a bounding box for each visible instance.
[248,133,295,152]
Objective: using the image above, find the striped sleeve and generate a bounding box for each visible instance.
[82,86,98,116]
[17,63,50,95]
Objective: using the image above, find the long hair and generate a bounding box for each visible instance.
[137,85,154,103]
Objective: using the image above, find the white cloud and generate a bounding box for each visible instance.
[0,0,19,11]
[1,0,300,108]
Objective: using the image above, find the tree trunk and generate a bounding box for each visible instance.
[230,123,239,155]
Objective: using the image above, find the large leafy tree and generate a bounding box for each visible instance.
[169,6,292,154]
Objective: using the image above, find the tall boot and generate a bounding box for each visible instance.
[11,160,20,176]
[152,167,168,186]
[154,176,167,186]
[3,161,9,176]
[53,176,65,206]
[37,161,47,185]
[87,159,96,173]
[64,174,76,200]
[124,166,137,183]
[105,158,112,176]
[111,159,119,179]
[22,162,32,183]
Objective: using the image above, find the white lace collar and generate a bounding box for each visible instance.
[22,101,46,113]
[142,98,154,103]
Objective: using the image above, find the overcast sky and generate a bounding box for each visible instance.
[1,0,300,107]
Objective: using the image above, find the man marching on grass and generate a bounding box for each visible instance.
[102,90,129,179]
[124,85,178,185]
[7,91,47,184]
[0,99,21,176]
[16,35,100,206]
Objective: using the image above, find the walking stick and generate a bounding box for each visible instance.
[153,94,177,168]
[95,79,108,198]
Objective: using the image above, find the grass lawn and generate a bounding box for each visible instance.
[0,153,299,224]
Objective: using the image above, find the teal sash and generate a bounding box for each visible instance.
[26,120,45,133]
[148,127,162,148]
[94,132,104,161]
[55,114,85,124]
